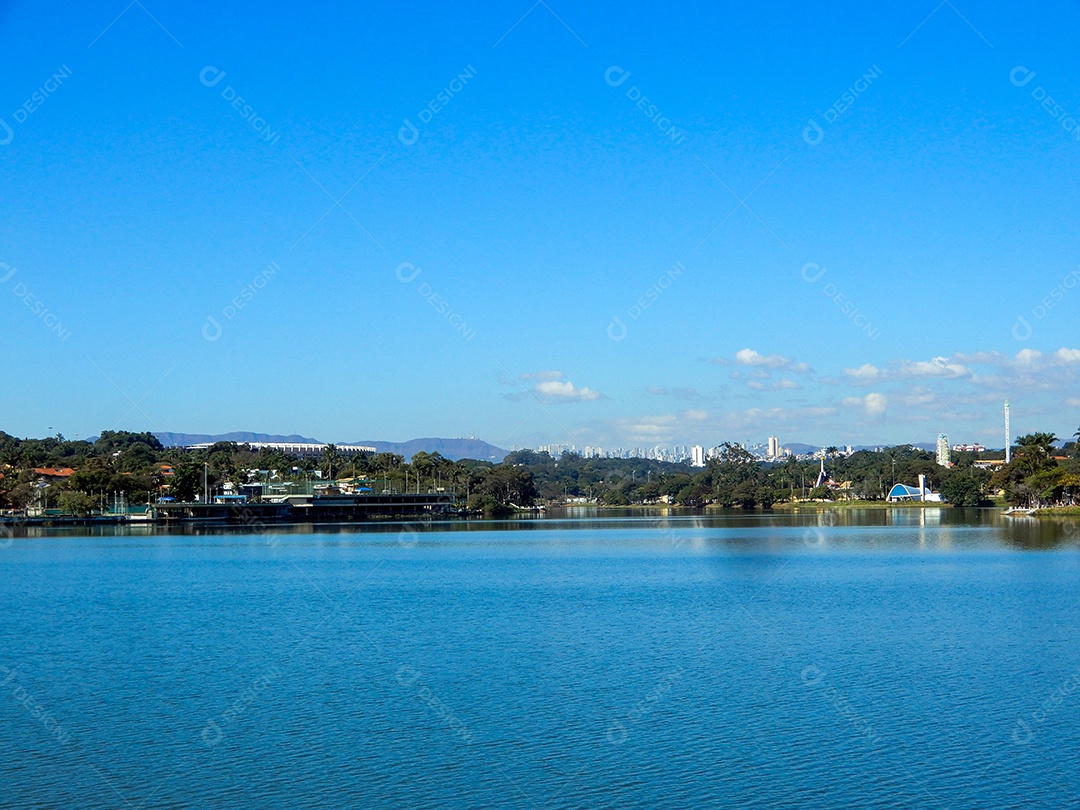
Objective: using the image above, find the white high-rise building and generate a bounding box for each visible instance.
[1004,400,1011,463]
[767,436,780,459]
[936,433,951,467]
[690,445,705,467]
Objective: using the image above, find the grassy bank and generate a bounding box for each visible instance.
[1034,506,1080,517]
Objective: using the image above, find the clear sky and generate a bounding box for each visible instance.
[2,1,1079,450]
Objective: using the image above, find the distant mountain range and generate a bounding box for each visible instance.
[153,432,508,462]
[350,438,508,462]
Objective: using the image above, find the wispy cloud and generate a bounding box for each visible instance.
[646,386,709,401]
[843,356,971,383]
[746,378,800,391]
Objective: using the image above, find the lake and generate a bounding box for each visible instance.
[2,508,1079,808]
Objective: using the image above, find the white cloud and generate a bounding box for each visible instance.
[735,348,788,368]
[843,357,969,383]
[1015,349,1042,367]
[715,349,812,373]
[843,392,887,417]
[897,357,971,379]
[1055,348,1080,363]
[503,371,606,403]
[865,392,888,417]
[843,364,881,383]
[534,380,604,402]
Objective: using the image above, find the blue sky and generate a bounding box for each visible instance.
[2,0,1079,450]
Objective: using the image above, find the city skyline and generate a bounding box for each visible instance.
[2,3,1079,449]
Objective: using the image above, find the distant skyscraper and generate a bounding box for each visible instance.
[690,445,705,467]
[936,433,950,467]
[767,436,780,459]
[1004,400,1011,463]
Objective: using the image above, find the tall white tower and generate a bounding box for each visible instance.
[1004,400,1011,463]
[936,433,950,467]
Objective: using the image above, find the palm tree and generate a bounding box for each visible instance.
[1016,432,1058,474]
[321,444,342,480]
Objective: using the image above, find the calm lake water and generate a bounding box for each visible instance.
[2,508,1079,808]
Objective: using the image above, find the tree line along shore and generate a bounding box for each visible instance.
[1,429,1078,518]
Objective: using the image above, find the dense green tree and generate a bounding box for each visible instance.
[940,474,983,507]
[56,491,97,516]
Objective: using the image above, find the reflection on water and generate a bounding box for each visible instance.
[3,507,1079,550]
[2,507,1080,808]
